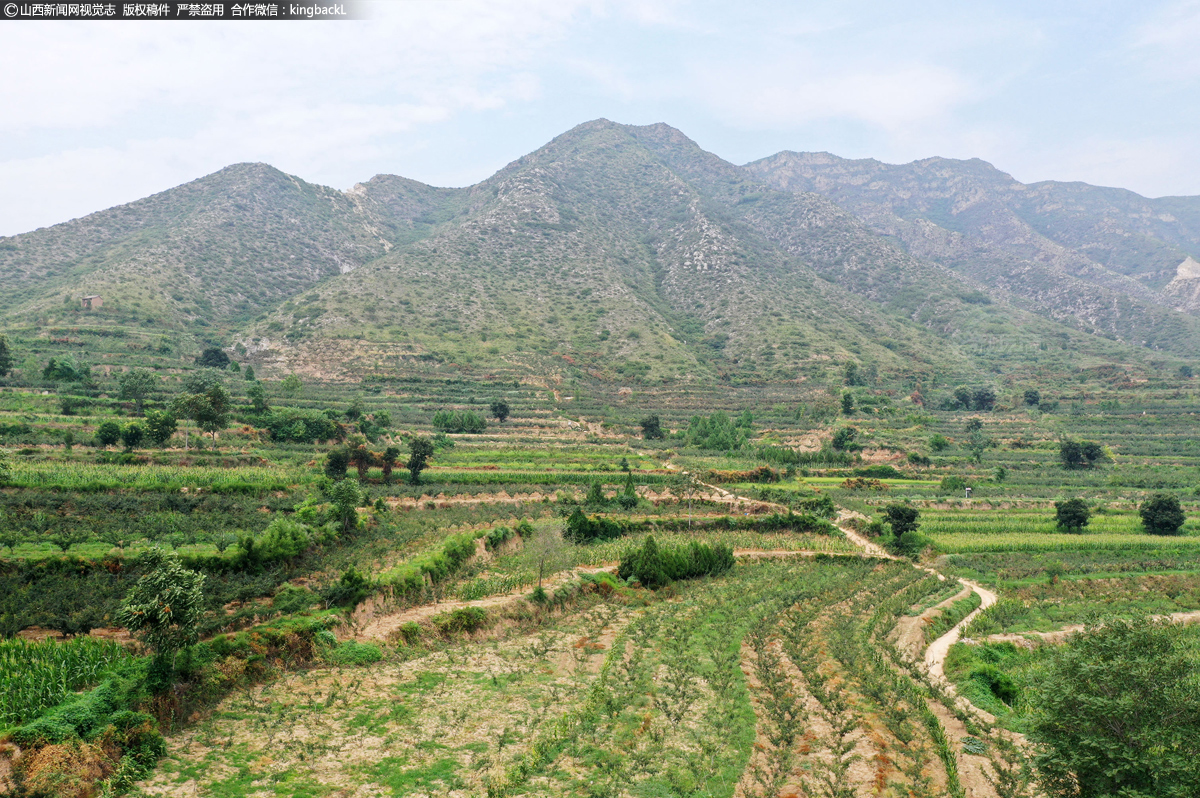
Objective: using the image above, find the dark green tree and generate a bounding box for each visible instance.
[348,444,375,482]
[324,448,350,481]
[95,420,121,449]
[120,423,145,452]
[0,334,13,377]
[953,386,972,409]
[244,365,256,381]
[1029,615,1200,798]
[1140,493,1186,536]
[840,390,855,415]
[1054,498,1090,533]
[883,504,920,536]
[585,480,607,507]
[1024,388,1041,406]
[831,426,859,451]
[195,347,230,369]
[639,415,664,440]
[406,436,434,485]
[1060,439,1105,469]
[144,410,177,447]
[115,550,206,675]
[118,368,159,415]
[618,470,638,510]
[327,479,363,533]
[490,399,510,423]
[380,446,400,483]
[246,382,269,414]
[929,434,950,452]
[843,361,862,386]
[972,387,997,411]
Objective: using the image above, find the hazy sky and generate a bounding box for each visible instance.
[2,0,1198,237]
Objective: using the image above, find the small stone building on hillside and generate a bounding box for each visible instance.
[81,295,102,310]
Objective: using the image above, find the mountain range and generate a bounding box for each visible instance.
[1,119,1197,388]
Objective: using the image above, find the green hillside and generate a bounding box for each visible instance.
[745,151,1200,349]
[1,120,1197,388]
[0,163,394,332]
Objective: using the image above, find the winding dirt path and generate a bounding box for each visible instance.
[350,548,845,643]
[982,608,1200,646]
[924,579,998,687]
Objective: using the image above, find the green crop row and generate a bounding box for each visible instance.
[0,637,130,728]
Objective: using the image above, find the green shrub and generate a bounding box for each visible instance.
[398,622,421,645]
[564,508,627,544]
[328,641,383,666]
[321,567,371,609]
[939,475,968,494]
[272,583,315,614]
[683,410,752,450]
[431,409,487,434]
[263,408,341,443]
[617,536,734,588]
[485,525,514,551]
[432,606,488,636]
[256,517,310,562]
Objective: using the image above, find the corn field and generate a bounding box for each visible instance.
[0,637,130,728]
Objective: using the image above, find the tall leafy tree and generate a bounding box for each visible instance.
[118,368,159,415]
[406,436,434,485]
[1140,493,1186,536]
[95,420,121,449]
[144,410,177,448]
[490,399,510,423]
[116,550,206,672]
[0,334,13,377]
[327,479,364,533]
[174,372,231,448]
[1054,498,1090,533]
[246,381,269,414]
[281,373,303,396]
[639,415,664,440]
[195,346,230,369]
[1029,615,1200,798]
[348,444,375,482]
[883,504,920,535]
[380,446,400,483]
[120,423,145,452]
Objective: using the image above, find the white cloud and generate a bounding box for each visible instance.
[1017,136,1200,197]
[696,61,972,132]
[0,0,602,234]
[1,0,1197,236]
[1133,0,1200,77]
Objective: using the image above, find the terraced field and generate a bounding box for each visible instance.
[2,368,1200,796]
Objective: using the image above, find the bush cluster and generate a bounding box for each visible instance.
[617,536,734,588]
[262,408,343,443]
[564,508,628,544]
[682,410,752,450]
[432,409,487,434]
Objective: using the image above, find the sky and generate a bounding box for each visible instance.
[1,0,1198,237]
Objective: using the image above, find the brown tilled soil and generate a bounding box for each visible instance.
[891,584,974,662]
[981,608,1200,647]
[351,565,616,642]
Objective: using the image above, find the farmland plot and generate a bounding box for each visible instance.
[138,559,962,797]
